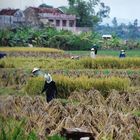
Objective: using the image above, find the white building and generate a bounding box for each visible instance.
[102,34,112,40]
[0,9,25,26]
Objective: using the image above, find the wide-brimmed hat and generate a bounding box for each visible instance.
[91,48,94,51]
[32,67,40,73]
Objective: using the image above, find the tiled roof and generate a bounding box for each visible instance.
[0,9,19,16]
[29,7,63,14]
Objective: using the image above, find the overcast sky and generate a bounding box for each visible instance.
[0,0,140,21]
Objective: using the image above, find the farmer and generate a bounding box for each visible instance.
[119,50,126,58]
[0,52,7,59]
[90,48,96,58]
[32,68,58,103]
[92,44,98,55]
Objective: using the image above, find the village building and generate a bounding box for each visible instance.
[24,7,76,32]
[0,7,90,33]
[102,34,112,40]
[0,9,25,27]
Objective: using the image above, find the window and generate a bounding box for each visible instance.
[69,20,74,27]
[62,20,67,26]
[56,20,60,26]
[49,19,54,23]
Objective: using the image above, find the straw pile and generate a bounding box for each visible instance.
[0,90,140,139]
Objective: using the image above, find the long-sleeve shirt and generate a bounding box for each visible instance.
[42,81,58,96]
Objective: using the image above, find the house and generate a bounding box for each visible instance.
[24,7,76,31]
[102,34,112,40]
[0,9,25,27]
[24,7,41,26]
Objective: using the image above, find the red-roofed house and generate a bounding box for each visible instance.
[0,9,25,26]
[24,7,76,31]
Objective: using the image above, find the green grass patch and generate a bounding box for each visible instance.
[132,111,140,117]
[66,50,140,57]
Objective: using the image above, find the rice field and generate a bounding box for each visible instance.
[0,47,140,140]
[66,50,140,57]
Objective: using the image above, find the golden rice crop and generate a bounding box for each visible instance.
[24,75,130,97]
[77,57,140,69]
[0,47,64,53]
[53,75,130,97]
[0,90,139,140]
[1,56,140,69]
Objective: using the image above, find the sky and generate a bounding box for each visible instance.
[0,0,140,23]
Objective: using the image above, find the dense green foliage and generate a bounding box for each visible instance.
[1,26,140,50]
[65,0,110,27]
[0,27,100,50]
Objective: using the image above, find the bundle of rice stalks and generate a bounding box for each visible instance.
[106,90,140,112]
[68,90,105,106]
[98,112,140,140]
[0,89,140,139]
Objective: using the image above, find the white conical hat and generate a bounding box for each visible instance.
[32,67,40,73]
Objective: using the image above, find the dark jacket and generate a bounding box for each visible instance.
[92,45,98,55]
[0,53,7,59]
[42,81,58,102]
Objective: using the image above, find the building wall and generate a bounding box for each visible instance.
[13,10,25,23]
[24,8,40,26]
[39,12,76,31]
[0,8,77,31]
[0,10,25,26]
[0,15,14,25]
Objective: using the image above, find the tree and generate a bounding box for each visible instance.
[66,0,110,27]
[133,19,138,27]
[68,0,76,6]
[112,17,118,28]
[39,4,53,8]
[127,20,140,39]
[97,2,110,22]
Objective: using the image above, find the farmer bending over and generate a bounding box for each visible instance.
[32,68,58,103]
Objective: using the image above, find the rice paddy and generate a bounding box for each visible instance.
[0,48,140,140]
